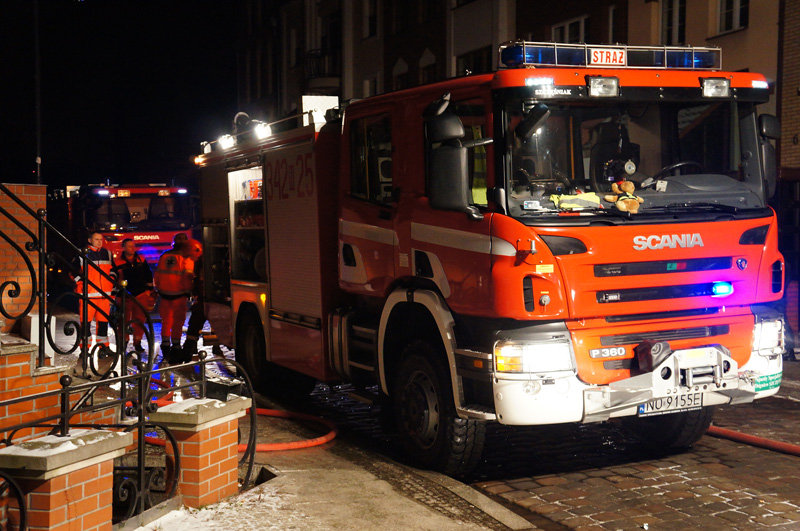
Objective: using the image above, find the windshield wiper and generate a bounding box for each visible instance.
[658,202,740,213]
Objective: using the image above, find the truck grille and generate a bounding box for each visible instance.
[594,257,731,277]
[600,324,729,346]
[597,283,722,303]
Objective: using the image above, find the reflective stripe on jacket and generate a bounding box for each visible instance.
[154,250,193,297]
[74,246,115,296]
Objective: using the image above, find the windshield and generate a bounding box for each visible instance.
[503,98,765,219]
[85,194,194,231]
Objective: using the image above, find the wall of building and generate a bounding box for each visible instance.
[628,0,777,116]
[517,0,626,45]
[780,0,800,170]
[0,184,45,334]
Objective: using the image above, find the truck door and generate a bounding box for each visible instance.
[339,108,397,295]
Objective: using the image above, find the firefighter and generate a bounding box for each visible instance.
[181,239,205,362]
[73,231,116,350]
[154,237,195,362]
[112,238,155,353]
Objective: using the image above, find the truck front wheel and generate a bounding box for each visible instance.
[392,341,485,478]
[622,406,715,451]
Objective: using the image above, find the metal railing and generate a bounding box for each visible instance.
[0,183,258,527]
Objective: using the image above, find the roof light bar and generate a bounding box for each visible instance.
[499,41,722,70]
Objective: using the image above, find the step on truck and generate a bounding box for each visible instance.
[195,42,785,476]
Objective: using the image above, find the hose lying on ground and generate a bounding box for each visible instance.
[143,378,336,452]
[706,425,800,457]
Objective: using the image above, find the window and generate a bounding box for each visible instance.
[608,5,616,44]
[391,0,413,34]
[363,0,377,38]
[452,100,490,206]
[289,29,299,67]
[393,72,411,90]
[350,114,393,204]
[456,46,492,76]
[420,63,437,84]
[419,49,437,85]
[662,0,686,45]
[363,75,378,97]
[392,58,409,90]
[719,0,748,33]
[552,16,588,44]
[419,0,437,23]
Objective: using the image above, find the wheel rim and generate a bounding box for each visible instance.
[400,368,440,450]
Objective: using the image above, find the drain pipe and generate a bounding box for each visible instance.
[707,425,800,457]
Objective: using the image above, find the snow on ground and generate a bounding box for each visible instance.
[134,481,312,531]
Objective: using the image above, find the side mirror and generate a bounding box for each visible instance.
[759,114,780,140]
[429,144,471,213]
[515,103,550,140]
[758,115,779,199]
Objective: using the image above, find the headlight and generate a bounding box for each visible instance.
[494,340,574,373]
[752,319,784,356]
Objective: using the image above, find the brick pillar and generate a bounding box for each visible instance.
[1,342,68,442]
[149,396,250,508]
[0,429,132,531]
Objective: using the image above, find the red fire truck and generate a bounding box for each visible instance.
[49,183,197,265]
[196,42,785,476]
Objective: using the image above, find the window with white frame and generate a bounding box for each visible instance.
[719,0,748,33]
[552,16,589,44]
[662,0,686,45]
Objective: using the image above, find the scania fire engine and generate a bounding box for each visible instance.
[48,183,197,264]
[195,42,785,476]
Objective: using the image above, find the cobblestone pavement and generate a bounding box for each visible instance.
[290,361,800,530]
[470,361,800,530]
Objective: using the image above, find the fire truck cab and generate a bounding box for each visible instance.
[197,42,785,476]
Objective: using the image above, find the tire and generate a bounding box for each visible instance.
[622,406,715,451]
[235,310,316,401]
[235,311,269,393]
[392,341,486,478]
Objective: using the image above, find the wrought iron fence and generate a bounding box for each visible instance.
[0,183,258,528]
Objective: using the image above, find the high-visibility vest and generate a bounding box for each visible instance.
[154,250,193,298]
[550,192,602,210]
[74,246,115,297]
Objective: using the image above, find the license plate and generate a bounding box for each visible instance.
[637,392,703,417]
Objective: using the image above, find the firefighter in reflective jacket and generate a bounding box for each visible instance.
[73,232,116,349]
[154,238,196,361]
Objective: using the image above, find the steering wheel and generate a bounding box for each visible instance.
[529,168,571,190]
[652,161,703,180]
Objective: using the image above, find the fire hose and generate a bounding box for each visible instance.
[706,425,800,457]
[142,378,337,451]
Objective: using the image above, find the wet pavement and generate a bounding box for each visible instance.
[42,311,800,529]
[470,361,800,530]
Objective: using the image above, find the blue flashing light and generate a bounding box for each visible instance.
[96,189,110,196]
[499,41,721,70]
[501,44,555,67]
[711,281,734,297]
[177,188,188,194]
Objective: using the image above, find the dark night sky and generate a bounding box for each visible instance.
[0,0,242,188]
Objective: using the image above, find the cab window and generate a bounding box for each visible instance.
[350,113,393,204]
[452,99,489,206]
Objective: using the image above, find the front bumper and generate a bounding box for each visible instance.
[492,345,782,426]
